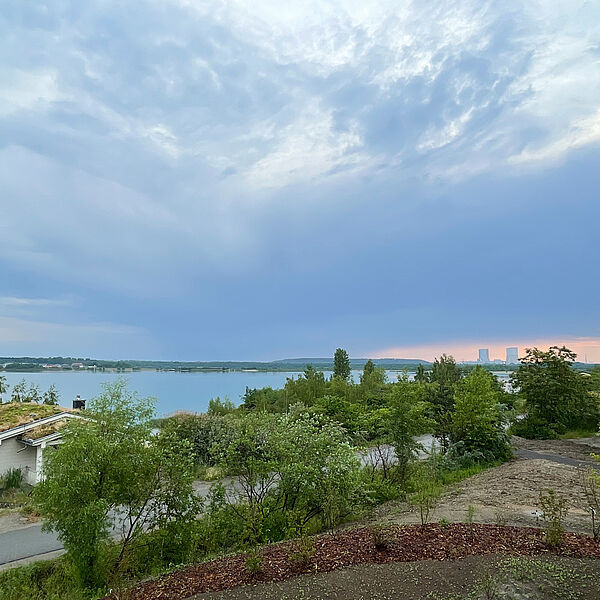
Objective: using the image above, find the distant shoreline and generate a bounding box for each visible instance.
[2,356,595,375]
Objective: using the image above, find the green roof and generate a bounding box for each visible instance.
[0,402,70,433]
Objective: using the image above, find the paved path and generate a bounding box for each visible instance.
[0,523,62,569]
[514,448,599,469]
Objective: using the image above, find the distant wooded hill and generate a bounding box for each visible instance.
[0,356,433,372]
[1,356,596,373]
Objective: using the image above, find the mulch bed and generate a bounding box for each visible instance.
[116,524,600,600]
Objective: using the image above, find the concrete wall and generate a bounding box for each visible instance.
[0,436,38,485]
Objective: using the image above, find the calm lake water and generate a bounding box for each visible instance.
[0,370,407,416]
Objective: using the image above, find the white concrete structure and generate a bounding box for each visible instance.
[0,411,81,484]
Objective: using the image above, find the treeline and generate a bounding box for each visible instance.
[0,357,134,370]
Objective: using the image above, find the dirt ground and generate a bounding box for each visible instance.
[370,436,600,535]
[192,555,600,600]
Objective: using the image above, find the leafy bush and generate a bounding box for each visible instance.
[409,465,441,526]
[289,534,316,567]
[245,549,262,575]
[0,558,87,600]
[369,525,391,551]
[538,489,568,548]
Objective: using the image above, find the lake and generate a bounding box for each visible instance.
[0,369,408,416]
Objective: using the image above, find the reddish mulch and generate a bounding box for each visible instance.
[116,524,600,600]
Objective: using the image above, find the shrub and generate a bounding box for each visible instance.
[369,525,391,551]
[289,534,316,568]
[580,462,600,541]
[538,489,568,547]
[410,479,441,526]
[245,548,262,575]
[466,504,475,524]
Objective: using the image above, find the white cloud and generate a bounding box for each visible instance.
[0,296,72,307]
[509,108,600,165]
[243,103,368,187]
[0,69,65,116]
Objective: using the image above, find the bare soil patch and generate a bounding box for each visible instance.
[193,555,600,600]
[116,524,600,600]
[513,436,600,462]
[372,437,597,535]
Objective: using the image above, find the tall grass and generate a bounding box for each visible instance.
[1,467,23,490]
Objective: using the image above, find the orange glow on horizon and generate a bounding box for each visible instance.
[370,337,600,363]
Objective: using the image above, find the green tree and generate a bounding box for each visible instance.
[0,376,8,403]
[34,380,198,588]
[160,412,233,467]
[415,363,429,383]
[26,383,41,403]
[359,362,386,408]
[333,348,351,380]
[42,384,59,406]
[283,367,327,407]
[388,381,433,483]
[362,360,375,379]
[452,366,510,461]
[11,379,27,403]
[511,346,598,438]
[208,396,236,415]
[428,355,462,450]
[216,411,361,540]
[312,395,362,433]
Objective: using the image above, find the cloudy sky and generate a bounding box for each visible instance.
[1,0,599,362]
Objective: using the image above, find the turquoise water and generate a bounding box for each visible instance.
[0,369,390,416]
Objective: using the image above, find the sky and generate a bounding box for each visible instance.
[1,0,600,362]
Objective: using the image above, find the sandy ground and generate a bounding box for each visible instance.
[370,436,600,535]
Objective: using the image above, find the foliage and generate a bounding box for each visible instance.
[207,397,236,415]
[581,455,600,540]
[289,533,316,567]
[415,363,429,383]
[2,380,61,406]
[427,355,463,450]
[1,467,24,490]
[215,411,362,541]
[11,379,28,402]
[312,394,362,433]
[0,558,86,600]
[409,464,441,525]
[369,524,391,550]
[511,346,598,438]
[451,366,511,462]
[333,348,351,380]
[244,548,263,575]
[43,384,60,406]
[34,380,199,589]
[283,366,327,407]
[242,385,286,412]
[538,489,568,548]
[387,380,432,483]
[362,359,375,379]
[159,412,234,468]
[0,375,8,402]
[466,504,475,523]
